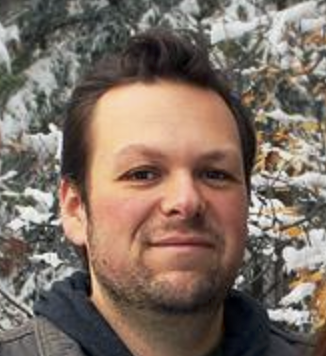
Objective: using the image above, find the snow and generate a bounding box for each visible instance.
[1,52,70,143]
[23,188,54,211]
[291,172,326,189]
[0,40,11,72]
[55,128,63,161]
[262,246,275,257]
[210,0,323,61]
[211,17,266,44]
[22,128,61,162]
[0,170,18,183]
[67,0,84,15]
[4,25,20,44]
[138,7,160,31]
[6,217,25,231]
[283,229,326,271]
[179,0,201,17]
[2,90,36,141]
[0,22,20,73]
[31,252,63,269]
[223,0,259,21]
[0,21,11,72]
[0,0,325,333]
[280,282,315,306]
[299,17,326,32]
[266,1,318,55]
[6,185,55,231]
[92,0,108,10]
[9,206,52,230]
[266,108,315,123]
[269,308,311,328]
[248,222,264,238]
[26,57,58,98]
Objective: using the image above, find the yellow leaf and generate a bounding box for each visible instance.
[285,226,304,238]
[301,121,319,132]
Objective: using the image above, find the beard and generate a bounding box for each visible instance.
[93,263,233,315]
[88,213,241,316]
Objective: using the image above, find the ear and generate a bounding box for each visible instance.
[59,179,88,246]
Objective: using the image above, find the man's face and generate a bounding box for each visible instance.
[61,80,248,314]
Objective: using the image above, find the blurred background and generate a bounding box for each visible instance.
[0,0,325,333]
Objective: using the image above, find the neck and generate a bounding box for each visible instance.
[91,292,224,356]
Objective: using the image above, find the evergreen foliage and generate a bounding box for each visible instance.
[0,0,325,332]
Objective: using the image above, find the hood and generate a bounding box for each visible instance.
[35,272,271,356]
[34,271,132,356]
[221,290,270,356]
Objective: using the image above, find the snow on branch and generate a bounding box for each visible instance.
[0,21,20,73]
[210,0,324,58]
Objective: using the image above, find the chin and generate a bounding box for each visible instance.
[145,271,227,315]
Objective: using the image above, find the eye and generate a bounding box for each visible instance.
[198,168,233,186]
[120,166,161,183]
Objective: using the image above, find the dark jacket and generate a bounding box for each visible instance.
[0,272,313,356]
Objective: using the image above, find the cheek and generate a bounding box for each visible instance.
[210,190,248,250]
[224,196,248,233]
[89,193,156,250]
[219,189,248,225]
[92,194,141,225]
[88,194,157,275]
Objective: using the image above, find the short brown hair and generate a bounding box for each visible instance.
[61,29,256,201]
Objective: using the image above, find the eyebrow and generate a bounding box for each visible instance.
[114,144,166,160]
[114,144,241,162]
[200,150,242,163]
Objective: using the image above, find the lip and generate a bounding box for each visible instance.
[149,235,215,249]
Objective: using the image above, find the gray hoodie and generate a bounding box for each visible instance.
[0,271,313,356]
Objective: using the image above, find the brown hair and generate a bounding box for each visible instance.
[61,28,257,204]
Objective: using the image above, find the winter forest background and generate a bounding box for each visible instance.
[0,0,325,333]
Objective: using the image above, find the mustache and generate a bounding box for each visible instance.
[140,214,220,241]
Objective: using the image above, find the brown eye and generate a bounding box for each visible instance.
[121,166,161,183]
[204,170,227,180]
[202,169,228,179]
[129,170,158,181]
[199,168,233,187]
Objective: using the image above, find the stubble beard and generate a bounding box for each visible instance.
[88,217,241,316]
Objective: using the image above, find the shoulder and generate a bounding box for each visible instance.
[0,317,85,356]
[224,290,314,356]
[0,319,38,356]
[268,323,314,356]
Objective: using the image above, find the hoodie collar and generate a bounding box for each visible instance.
[35,271,270,356]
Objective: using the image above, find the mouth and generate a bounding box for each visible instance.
[144,234,217,269]
[149,235,215,249]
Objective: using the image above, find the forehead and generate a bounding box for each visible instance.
[89,80,241,159]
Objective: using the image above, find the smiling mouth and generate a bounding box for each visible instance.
[149,236,215,249]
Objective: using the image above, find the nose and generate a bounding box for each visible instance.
[160,172,205,218]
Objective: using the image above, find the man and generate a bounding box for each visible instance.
[0,29,311,356]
